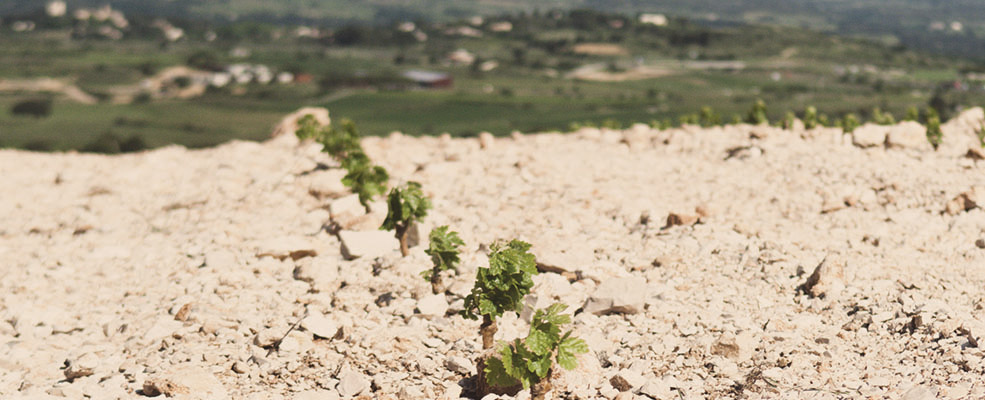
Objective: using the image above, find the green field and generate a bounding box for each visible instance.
[1,9,983,151]
[0,96,304,151]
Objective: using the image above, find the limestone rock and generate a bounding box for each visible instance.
[338,230,399,260]
[143,366,229,400]
[445,356,474,375]
[405,221,431,248]
[144,317,184,345]
[232,361,249,374]
[710,332,756,361]
[329,194,365,222]
[613,392,635,400]
[886,121,929,150]
[901,386,937,400]
[301,313,340,339]
[724,145,763,160]
[945,187,984,215]
[256,236,317,261]
[336,370,370,398]
[417,294,449,317]
[64,353,99,381]
[967,146,985,161]
[664,212,699,228]
[640,380,673,399]
[583,278,649,315]
[852,124,888,148]
[292,257,340,290]
[399,385,425,399]
[798,256,845,299]
[534,244,593,277]
[271,107,330,138]
[609,369,645,392]
[305,169,348,199]
[204,249,237,269]
[254,329,280,348]
[479,132,495,149]
[294,389,340,400]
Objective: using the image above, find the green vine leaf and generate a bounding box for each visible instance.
[423,226,464,280]
[484,303,589,390]
[461,239,538,321]
[381,181,430,231]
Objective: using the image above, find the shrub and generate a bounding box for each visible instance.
[186,50,222,71]
[11,99,52,118]
[462,239,538,349]
[484,303,589,400]
[296,117,389,209]
[872,107,895,125]
[294,114,321,141]
[173,76,192,89]
[818,113,830,127]
[82,133,122,154]
[600,119,622,130]
[745,99,768,125]
[22,140,54,152]
[81,133,147,154]
[381,181,431,257]
[678,113,699,126]
[423,226,464,293]
[649,119,672,130]
[322,120,364,161]
[803,106,818,129]
[341,152,389,211]
[699,106,720,127]
[133,93,152,103]
[295,116,363,163]
[841,113,860,133]
[925,108,942,150]
[904,106,920,122]
[781,111,797,129]
[119,135,148,153]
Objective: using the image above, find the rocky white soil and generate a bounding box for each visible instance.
[3,109,985,400]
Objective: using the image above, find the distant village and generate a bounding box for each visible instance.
[0,1,545,102]
[2,1,983,105]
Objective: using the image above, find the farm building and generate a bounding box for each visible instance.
[402,70,453,89]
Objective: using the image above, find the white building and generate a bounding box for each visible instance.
[92,5,112,22]
[11,21,36,32]
[488,21,513,32]
[479,60,499,72]
[447,49,476,65]
[276,72,295,84]
[109,11,129,29]
[397,22,416,32]
[210,73,232,88]
[444,26,482,38]
[46,1,67,18]
[639,14,668,26]
[294,26,321,38]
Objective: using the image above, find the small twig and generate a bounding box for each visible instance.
[266,310,309,357]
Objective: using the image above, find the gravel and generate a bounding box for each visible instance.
[2,108,985,399]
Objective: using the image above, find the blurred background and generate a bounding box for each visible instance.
[1,0,985,152]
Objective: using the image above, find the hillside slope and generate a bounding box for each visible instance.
[2,111,985,399]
